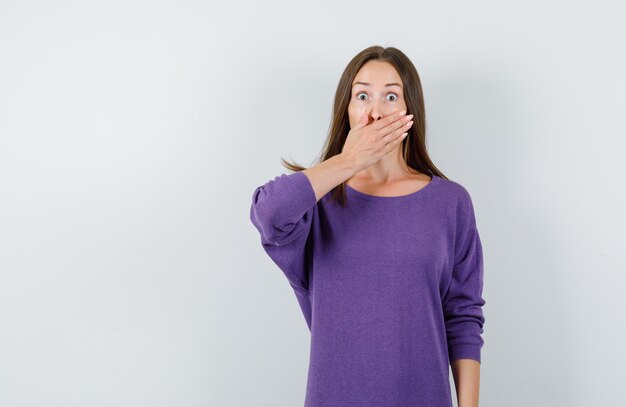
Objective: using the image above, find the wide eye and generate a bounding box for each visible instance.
[387,93,399,101]
[356,92,367,101]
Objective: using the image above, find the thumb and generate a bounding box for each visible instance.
[354,108,369,130]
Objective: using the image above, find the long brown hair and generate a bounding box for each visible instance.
[281,45,447,206]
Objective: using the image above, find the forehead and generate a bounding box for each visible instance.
[352,60,402,87]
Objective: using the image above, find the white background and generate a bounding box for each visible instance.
[1,1,624,406]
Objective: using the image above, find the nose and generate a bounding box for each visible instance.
[368,100,384,122]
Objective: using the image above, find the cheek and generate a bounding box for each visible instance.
[347,103,358,124]
[347,99,356,112]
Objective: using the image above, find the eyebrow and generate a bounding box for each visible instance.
[352,81,402,88]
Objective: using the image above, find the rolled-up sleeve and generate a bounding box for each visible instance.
[249,171,318,293]
[442,189,486,364]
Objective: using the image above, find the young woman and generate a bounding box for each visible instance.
[249,45,486,407]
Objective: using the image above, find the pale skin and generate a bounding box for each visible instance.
[452,359,481,407]
[301,59,480,407]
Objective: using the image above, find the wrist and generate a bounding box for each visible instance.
[335,152,361,174]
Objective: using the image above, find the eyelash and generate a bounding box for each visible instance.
[355,92,399,101]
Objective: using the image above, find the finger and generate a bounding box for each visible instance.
[376,114,413,139]
[353,107,369,130]
[380,116,414,141]
[370,109,407,131]
[381,131,409,155]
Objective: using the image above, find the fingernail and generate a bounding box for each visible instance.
[399,110,406,116]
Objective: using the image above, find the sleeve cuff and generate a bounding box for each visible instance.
[289,171,318,211]
[448,343,481,364]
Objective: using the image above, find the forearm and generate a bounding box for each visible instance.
[451,359,481,407]
[301,154,359,201]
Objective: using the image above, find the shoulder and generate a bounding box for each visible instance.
[432,175,474,206]
[432,175,479,232]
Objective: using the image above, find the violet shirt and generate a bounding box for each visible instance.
[249,171,486,407]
